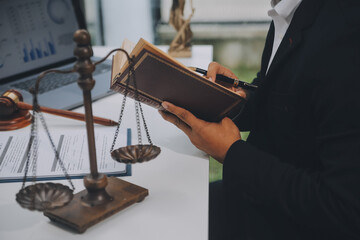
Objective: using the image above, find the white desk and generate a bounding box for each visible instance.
[0,45,212,240]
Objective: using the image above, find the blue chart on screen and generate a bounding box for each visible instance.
[0,39,11,69]
[47,0,70,25]
[0,55,10,69]
[23,32,56,63]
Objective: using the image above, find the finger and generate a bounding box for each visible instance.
[216,66,238,80]
[158,110,192,136]
[207,62,220,82]
[207,62,238,81]
[232,87,248,99]
[161,101,202,128]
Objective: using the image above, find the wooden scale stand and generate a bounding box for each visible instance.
[10,30,160,233]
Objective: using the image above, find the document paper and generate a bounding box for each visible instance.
[0,129,129,182]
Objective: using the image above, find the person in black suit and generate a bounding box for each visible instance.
[159,0,360,239]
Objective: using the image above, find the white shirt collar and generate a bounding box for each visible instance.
[266,0,303,73]
[270,0,302,20]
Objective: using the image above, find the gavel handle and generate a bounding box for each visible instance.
[17,102,118,126]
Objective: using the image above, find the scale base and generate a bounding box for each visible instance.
[44,177,148,233]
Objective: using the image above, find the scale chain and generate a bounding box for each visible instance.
[138,100,153,145]
[38,111,75,191]
[130,67,143,146]
[134,101,142,145]
[110,70,131,152]
[31,118,39,183]
[21,110,38,189]
[111,53,154,154]
[131,66,153,145]
[110,90,128,152]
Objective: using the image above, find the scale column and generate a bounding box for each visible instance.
[73,29,112,206]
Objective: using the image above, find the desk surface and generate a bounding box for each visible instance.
[0,45,212,240]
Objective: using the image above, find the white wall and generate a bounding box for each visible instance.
[101,0,154,47]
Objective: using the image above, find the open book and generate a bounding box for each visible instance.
[110,38,245,122]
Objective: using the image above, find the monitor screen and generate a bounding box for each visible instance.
[0,0,79,81]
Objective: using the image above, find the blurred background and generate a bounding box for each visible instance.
[82,0,271,182]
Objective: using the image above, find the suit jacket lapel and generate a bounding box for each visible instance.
[259,22,274,83]
[262,0,325,82]
[265,30,302,79]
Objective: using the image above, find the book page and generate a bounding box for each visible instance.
[112,38,136,84]
[119,38,136,71]
[116,38,190,75]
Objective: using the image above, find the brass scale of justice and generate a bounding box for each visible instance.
[0,30,161,233]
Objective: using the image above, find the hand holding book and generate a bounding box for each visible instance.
[159,101,241,163]
[196,62,258,100]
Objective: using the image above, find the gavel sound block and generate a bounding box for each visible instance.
[0,89,117,131]
[0,90,32,131]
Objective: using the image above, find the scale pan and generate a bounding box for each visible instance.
[16,183,73,211]
[111,144,161,164]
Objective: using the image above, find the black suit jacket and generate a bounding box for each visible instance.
[223,0,360,238]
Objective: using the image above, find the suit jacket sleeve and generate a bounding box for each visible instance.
[232,72,260,131]
[233,22,274,131]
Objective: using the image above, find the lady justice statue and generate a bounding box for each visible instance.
[168,0,195,57]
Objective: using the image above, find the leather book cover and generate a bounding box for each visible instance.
[110,39,245,122]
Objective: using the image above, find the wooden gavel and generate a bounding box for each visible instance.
[0,89,117,126]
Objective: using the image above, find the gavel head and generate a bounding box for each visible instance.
[0,89,23,117]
